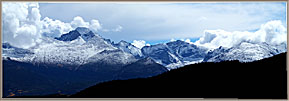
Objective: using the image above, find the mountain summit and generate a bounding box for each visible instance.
[55,27,100,42]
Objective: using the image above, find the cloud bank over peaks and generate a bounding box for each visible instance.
[42,17,73,37]
[71,16,89,28]
[194,20,287,49]
[42,16,102,37]
[2,2,102,49]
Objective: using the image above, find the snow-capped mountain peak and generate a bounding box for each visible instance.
[75,27,91,35]
[118,40,131,47]
[141,40,207,69]
[2,42,34,58]
[55,30,81,41]
[2,43,14,48]
[2,27,287,71]
[7,27,121,68]
[113,40,143,58]
[203,41,286,62]
[55,27,101,42]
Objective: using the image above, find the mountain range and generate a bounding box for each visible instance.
[3,27,287,70]
[2,27,287,97]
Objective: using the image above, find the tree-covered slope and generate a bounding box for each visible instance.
[71,52,287,99]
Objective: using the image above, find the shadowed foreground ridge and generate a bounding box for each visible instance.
[71,52,287,99]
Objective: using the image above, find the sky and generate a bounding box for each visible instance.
[2,2,287,49]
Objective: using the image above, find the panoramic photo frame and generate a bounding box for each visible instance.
[0,0,288,101]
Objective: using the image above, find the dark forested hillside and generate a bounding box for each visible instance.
[3,56,167,97]
[3,58,103,97]
[71,52,287,99]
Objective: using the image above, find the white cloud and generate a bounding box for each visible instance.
[198,16,208,21]
[71,17,102,32]
[170,38,193,44]
[194,20,287,49]
[131,40,149,49]
[42,17,102,37]
[170,38,176,42]
[89,19,102,32]
[2,2,42,49]
[101,29,110,32]
[2,2,104,48]
[113,25,123,32]
[185,39,193,44]
[100,25,123,32]
[42,16,102,37]
[70,16,89,29]
[28,7,41,22]
[42,17,73,37]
